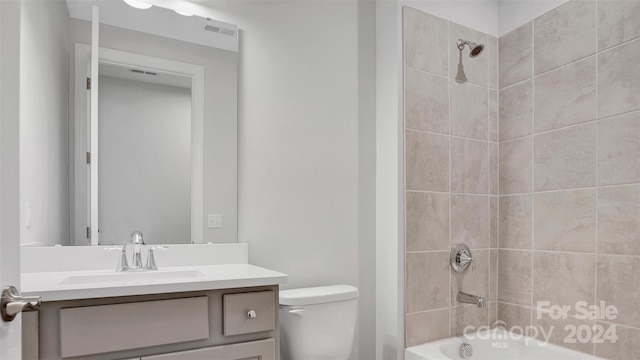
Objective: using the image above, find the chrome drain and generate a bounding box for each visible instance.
[459,343,473,359]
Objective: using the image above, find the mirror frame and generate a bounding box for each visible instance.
[73,44,205,245]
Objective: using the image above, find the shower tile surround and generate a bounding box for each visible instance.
[403,6,499,347]
[403,1,640,357]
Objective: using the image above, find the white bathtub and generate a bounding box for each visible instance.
[405,328,602,360]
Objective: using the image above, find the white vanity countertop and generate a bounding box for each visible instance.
[22,264,288,302]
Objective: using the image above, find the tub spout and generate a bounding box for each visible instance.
[457,292,485,308]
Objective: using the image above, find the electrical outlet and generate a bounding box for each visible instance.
[207,214,222,229]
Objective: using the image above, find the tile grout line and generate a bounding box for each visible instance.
[594,1,599,355]
[529,53,596,80]
[487,44,492,329]
[497,24,640,87]
[499,52,594,93]
[406,189,497,196]
[499,74,532,92]
[496,248,640,258]
[406,64,497,91]
[494,181,640,197]
[498,105,640,145]
[597,108,640,121]
[486,35,492,326]
[406,249,473,254]
[597,34,640,55]
[530,19,535,328]
[597,319,640,331]
[499,107,640,143]
[405,127,496,143]
[406,307,456,316]
[497,300,533,311]
[498,34,639,93]
[496,31,500,325]
[447,20,452,339]
[506,120,596,142]
[401,11,408,346]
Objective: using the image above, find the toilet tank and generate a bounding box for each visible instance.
[279,285,359,360]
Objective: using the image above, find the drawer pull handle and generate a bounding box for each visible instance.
[247,310,257,319]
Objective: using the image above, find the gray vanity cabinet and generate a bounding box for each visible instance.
[28,286,280,360]
[140,338,275,360]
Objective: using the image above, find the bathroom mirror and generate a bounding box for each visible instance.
[19,0,238,247]
[100,62,195,247]
[88,53,202,247]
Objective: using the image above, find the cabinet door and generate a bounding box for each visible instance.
[22,312,39,360]
[141,338,275,360]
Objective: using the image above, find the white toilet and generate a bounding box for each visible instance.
[279,285,359,360]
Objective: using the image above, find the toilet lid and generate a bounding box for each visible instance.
[279,285,358,306]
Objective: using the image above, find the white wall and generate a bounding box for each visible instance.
[98,76,191,245]
[19,0,70,246]
[499,0,570,35]
[375,0,404,357]
[357,2,377,359]
[70,19,238,244]
[222,0,361,292]
[179,0,375,358]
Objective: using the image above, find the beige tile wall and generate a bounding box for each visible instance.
[403,6,499,347]
[404,1,640,357]
[497,0,640,358]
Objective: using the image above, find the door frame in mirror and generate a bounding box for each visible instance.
[73,43,205,245]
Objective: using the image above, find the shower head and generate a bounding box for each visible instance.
[456,39,484,58]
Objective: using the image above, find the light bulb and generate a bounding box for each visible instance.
[123,0,152,10]
[174,9,193,16]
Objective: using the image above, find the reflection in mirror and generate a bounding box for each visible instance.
[74,44,206,246]
[98,63,192,245]
[19,0,238,247]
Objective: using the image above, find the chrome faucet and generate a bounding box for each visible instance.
[116,231,159,272]
[130,230,145,268]
[457,292,486,308]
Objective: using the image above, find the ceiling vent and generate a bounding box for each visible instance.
[131,69,157,76]
[220,28,236,36]
[204,24,236,37]
[204,25,221,33]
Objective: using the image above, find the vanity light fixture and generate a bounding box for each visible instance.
[174,9,194,16]
[123,0,152,10]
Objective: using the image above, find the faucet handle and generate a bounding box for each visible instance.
[116,245,130,272]
[458,252,476,272]
[144,248,158,270]
[143,246,167,270]
[450,244,475,273]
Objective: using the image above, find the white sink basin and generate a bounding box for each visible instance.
[58,270,206,285]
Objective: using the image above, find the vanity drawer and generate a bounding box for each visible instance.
[141,338,275,360]
[223,291,275,336]
[59,297,209,358]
